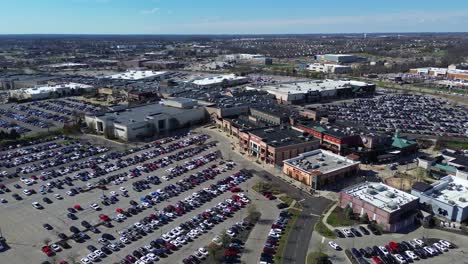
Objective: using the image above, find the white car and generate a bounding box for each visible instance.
[423,246,436,256]
[393,254,406,264]
[87,252,99,261]
[439,240,452,248]
[134,222,143,229]
[379,246,389,255]
[146,253,158,261]
[405,250,418,260]
[212,235,222,244]
[54,194,63,200]
[94,249,106,258]
[433,242,448,252]
[120,237,130,244]
[199,247,209,256]
[81,257,92,264]
[119,187,127,192]
[32,202,42,209]
[90,203,100,210]
[413,238,425,246]
[328,241,341,250]
[66,191,74,196]
[51,244,61,252]
[23,189,32,196]
[342,229,353,237]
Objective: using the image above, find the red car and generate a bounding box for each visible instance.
[224,250,238,257]
[231,195,241,201]
[73,204,83,210]
[263,247,276,254]
[59,261,69,264]
[42,245,54,256]
[116,208,124,213]
[125,255,136,263]
[388,242,399,253]
[372,256,383,264]
[99,214,110,221]
[230,187,241,193]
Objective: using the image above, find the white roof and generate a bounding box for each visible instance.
[46,62,88,68]
[12,83,93,95]
[344,182,418,213]
[247,79,371,95]
[107,70,167,80]
[430,176,468,208]
[284,149,359,175]
[192,74,247,86]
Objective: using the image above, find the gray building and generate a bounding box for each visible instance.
[411,176,468,223]
[85,100,206,141]
[317,54,358,63]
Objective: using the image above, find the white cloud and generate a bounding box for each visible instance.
[141,7,160,15]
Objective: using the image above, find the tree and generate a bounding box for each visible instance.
[220,229,231,248]
[207,244,219,261]
[9,129,20,140]
[415,167,427,182]
[246,204,260,221]
[344,205,354,220]
[359,213,369,224]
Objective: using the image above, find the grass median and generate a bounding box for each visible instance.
[274,208,301,264]
[307,251,329,264]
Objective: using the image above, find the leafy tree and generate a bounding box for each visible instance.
[344,205,354,220]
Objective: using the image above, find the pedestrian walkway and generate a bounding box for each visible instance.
[322,202,338,231]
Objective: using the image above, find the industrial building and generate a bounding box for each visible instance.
[239,126,320,167]
[411,176,468,223]
[85,99,205,141]
[9,82,95,101]
[105,70,168,81]
[223,54,273,65]
[191,74,249,89]
[340,182,420,232]
[316,54,359,63]
[283,149,360,190]
[307,63,352,74]
[246,79,375,104]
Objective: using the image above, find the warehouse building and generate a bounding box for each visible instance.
[411,176,468,223]
[246,79,375,104]
[316,54,359,63]
[105,70,169,81]
[417,149,468,180]
[340,182,420,232]
[191,74,249,89]
[9,82,95,101]
[307,63,352,74]
[283,149,360,190]
[85,99,205,141]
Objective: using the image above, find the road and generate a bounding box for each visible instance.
[196,127,333,264]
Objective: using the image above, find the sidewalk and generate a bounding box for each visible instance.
[321,202,338,231]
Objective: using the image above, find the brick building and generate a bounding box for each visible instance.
[239,126,320,166]
[283,149,360,190]
[340,182,420,232]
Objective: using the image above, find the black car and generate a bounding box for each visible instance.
[276,203,289,209]
[101,246,112,255]
[43,223,53,230]
[67,213,77,220]
[70,226,80,233]
[87,245,98,252]
[133,250,143,258]
[359,226,370,235]
[81,221,92,228]
[333,229,345,238]
[67,208,76,213]
[12,193,22,200]
[350,228,362,237]
[43,197,52,204]
[58,233,68,240]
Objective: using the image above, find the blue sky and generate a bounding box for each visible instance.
[1,0,468,34]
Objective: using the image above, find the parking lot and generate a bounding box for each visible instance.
[312,225,468,264]
[0,131,260,264]
[321,94,468,137]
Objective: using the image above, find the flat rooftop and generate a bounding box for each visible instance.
[107,70,168,80]
[429,176,468,208]
[192,74,248,86]
[284,149,359,175]
[247,79,373,95]
[95,103,190,126]
[249,126,316,148]
[343,182,418,213]
[11,82,93,95]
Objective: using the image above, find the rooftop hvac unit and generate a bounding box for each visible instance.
[385,192,396,198]
[448,200,455,205]
[459,197,467,202]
